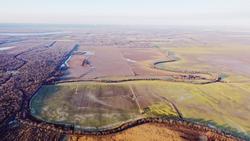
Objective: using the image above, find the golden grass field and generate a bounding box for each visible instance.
[67,123,236,141]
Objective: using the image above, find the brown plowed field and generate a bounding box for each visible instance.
[68,123,237,141]
[63,47,134,79]
[62,46,193,80]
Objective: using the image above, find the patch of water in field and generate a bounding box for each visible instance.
[0,31,66,36]
[0,46,16,51]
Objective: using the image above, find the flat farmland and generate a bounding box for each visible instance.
[63,46,186,79]
[30,82,177,128]
[129,81,250,134]
[120,47,171,76]
[61,46,214,83]
[156,44,250,82]
[62,46,134,80]
[30,80,250,135]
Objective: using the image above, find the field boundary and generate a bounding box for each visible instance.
[18,115,243,140]
[153,55,221,84]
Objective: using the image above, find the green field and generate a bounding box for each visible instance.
[31,80,250,134]
[30,82,177,128]
[31,83,139,128]
[130,80,250,134]
[155,46,250,82]
[152,45,250,134]
[30,45,250,136]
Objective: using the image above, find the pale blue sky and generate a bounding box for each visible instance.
[0,0,249,25]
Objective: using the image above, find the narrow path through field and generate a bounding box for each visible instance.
[129,86,143,114]
[75,84,78,95]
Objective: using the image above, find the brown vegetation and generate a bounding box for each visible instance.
[68,123,237,141]
[0,39,75,140]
